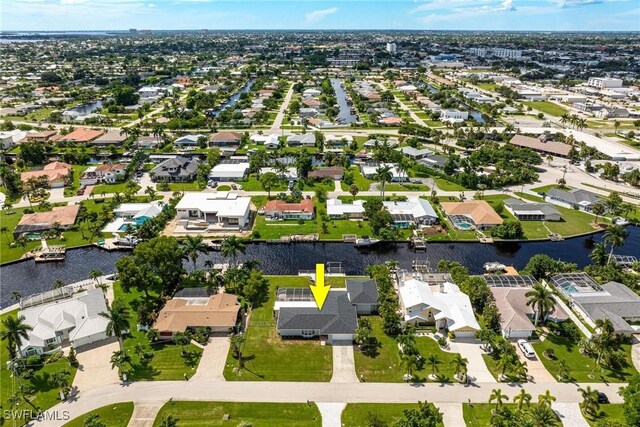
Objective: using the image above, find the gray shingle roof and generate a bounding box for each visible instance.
[346,278,379,305]
[504,198,561,216]
[572,281,640,334]
[546,188,601,205]
[276,291,357,335]
[150,156,200,179]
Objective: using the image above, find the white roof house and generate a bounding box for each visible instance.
[175,192,251,230]
[103,201,165,233]
[383,198,438,225]
[260,167,298,180]
[360,163,407,182]
[327,199,365,218]
[208,162,250,181]
[251,134,280,148]
[398,276,480,337]
[174,134,203,146]
[19,288,110,356]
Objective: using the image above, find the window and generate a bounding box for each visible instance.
[228,217,239,225]
[188,210,200,218]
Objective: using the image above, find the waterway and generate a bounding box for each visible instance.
[330,78,357,124]
[1,227,638,309]
[68,100,103,115]
[210,79,254,117]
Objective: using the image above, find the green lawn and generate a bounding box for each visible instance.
[476,82,499,92]
[385,183,431,192]
[93,181,141,195]
[64,165,89,197]
[63,402,134,427]
[584,403,627,427]
[156,181,202,191]
[532,332,636,383]
[342,403,444,427]
[463,403,561,427]
[522,101,568,117]
[114,283,203,381]
[354,316,459,383]
[241,175,288,192]
[530,184,570,194]
[153,401,321,426]
[223,276,332,381]
[341,166,372,191]
[1,310,78,425]
[435,178,468,192]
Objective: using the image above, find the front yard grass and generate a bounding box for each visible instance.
[463,403,561,427]
[0,309,78,425]
[223,276,332,382]
[153,401,321,426]
[584,403,627,427]
[531,332,636,383]
[522,101,567,117]
[354,316,458,383]
[435,178,468,192]
[385,183,431,192]
[342,403,444,427]
[114,283,203,381]
[156,181,202,191]
[93,181,141,195]
[63,402,134,427]
[341,166,372,191]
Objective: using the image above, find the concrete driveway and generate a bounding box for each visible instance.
[512,342,556,383]
[47,187,66,203]
[190,336,230,382]
[448,339,495,383]
[330,343,359,383]
[72,339,120,393]
[553,403,589,427]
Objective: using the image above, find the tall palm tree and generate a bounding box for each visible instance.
[497,353,515,380]
[1,315,33,360]
[489,388,509,411]
[589,242,607,267]
[181,235,209,270]
[145,186,157,200]
[556,358,571,381]
[89,268,103,286]
[514,389,532,410]
[426,354,440,378]
[221,236,246,267]
[578,386,600,417]
[529,404,560,427]
[525,283,556,326]
[538,390,556,407]
[450,353,468,381]
[99,299,130,350]
[374,165,393,199]
[603,224,627,264]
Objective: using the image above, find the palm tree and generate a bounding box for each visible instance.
[47,369,71,399]
[450,353,468,381]
[221,236,246,267]
[11,291,21,302]
[489,388,509,411]
[181,235,209,270]
[15,234,28,254]
[556,358,571,381]
[349,184,359,202]
[529,404,560,427]
[99,299,130,350]
[578,386,600,417]
[1,315,33,360]
[89,268,103,286]
[538,390,556,407]
[591,202,606,225]
[426,354,440,379]
[603,224,628,264]
[614,120,621,134]
[145,186,157,200]
[589,242,608,267]
[230,333,246,368]
[525,283,555,326]
[374,165,393,199]
[52,279,66,290]
[514,389,532,410]
[497,353,514,380]
[0,225,9,241]
[159,415,179,427]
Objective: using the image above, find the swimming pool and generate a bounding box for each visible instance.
[25,232,42,240]
[456,222,474,230]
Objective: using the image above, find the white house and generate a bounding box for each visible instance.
[19,288,110,356]
[327,198,365,219]
[175,192,251,231]
[208,162,250,182]
[398,274,480,338]
[260,166,298,180]
[102,201,165,234]
[0,129,27,149]
[251,134,280,149]
[174,134,204,147]
[360,163,408,182]
[383,198,438,227]
[440,109,469,122]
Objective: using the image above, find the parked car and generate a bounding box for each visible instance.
[517,339,536,359]
[597,392,609,404]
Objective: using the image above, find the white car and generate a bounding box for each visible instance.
[517,339,536,359]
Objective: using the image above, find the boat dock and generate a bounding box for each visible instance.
[95,237,138,251]
[32,240,66,262]
[411,230,427,251]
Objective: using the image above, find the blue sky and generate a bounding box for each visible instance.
[1,0,639,31]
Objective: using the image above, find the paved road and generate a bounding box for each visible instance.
[271,83,294,130]
[31,380,624,427]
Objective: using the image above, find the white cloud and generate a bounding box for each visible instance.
[147,2,155,7]
[553,0,602,7]
[305,7,338,24]
[412,0,516,15]
[60,0,89,4]
[499,0,516,11]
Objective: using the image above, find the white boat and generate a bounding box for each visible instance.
[613,217,630,226]
[355,236,380,247]
[483,262,506,273]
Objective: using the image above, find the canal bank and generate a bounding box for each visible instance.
[1,226,638,309]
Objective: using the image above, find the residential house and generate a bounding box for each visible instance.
[299,107,318,118]
[0,129,27,149]
[327,199,366,219]
[91,130,126,146]
[396,146,433,160]
[440,109,469,122]
[346,278,379,314]
[274,288,358,343]
[13,205,80,238]
[174,134,204,148]
[21,161,72,188]
[26,130,58,143]
[95,163,126,184]
[287,133,316,147]
[208,161,250,182]
[251,134,280,149]
[154,291,240,339]
[504,198,562,221]
[175,191,251,231]
[360,163,408,182]
[595,108,630,119]
[264,198,314,220]
[57,128,104,143]
[102,201,165,234]
[259,167,298,180]
[383,198,438,227]
[545,188,601,212]
[208,131,243,148]
[398,272,480,338]
[150,157,200,182]
[18,288,110,356]
[509,134,571,158]
[550,273,640,335]
[441,200,503,230]
[308,166,344,180]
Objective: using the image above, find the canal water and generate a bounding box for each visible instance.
[1,227,638,309]
[211,79,254,117]
[68,100,103,115]
[330,78,357,124]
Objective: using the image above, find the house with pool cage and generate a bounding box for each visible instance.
[440,200,503,231]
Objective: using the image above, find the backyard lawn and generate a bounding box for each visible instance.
[0,309,78,425]
[532,332,636,383]
[153,401,321,426]
[522,101,568,117]
[63,402,134,427]
[354,316,459,383]
[64,165,89,197]
[223,276,333,382]
[114,283,203,381]
[342,403,444,427]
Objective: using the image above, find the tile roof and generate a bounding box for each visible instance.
[441,200,504,225]
[59,128,104,142]
[153,293,240,333]
[17,205,80,229]
[509,134,571,157]
[265,198,314,214]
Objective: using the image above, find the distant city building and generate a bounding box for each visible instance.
[386,42,397,54]
[587,77,623,89]
[468,47,522,59]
